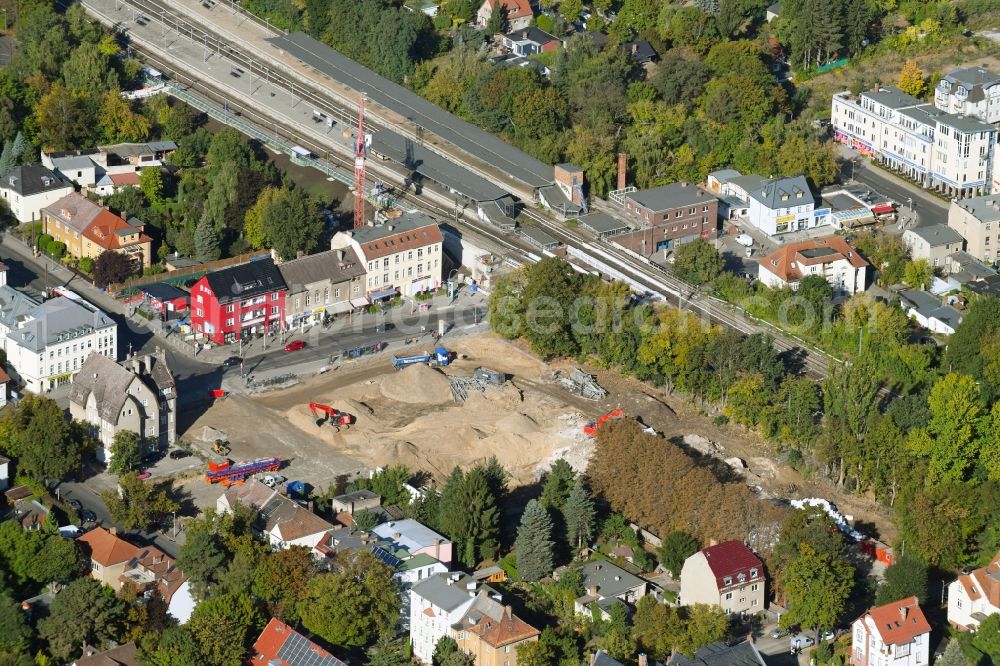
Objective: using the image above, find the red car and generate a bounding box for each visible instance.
[284,340,306,352]
[138,471,152,480]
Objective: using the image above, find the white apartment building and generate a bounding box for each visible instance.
[409,572,495,664]
[935,66,1000,124]
[3,295,117,393]
[0,164,73,224]
[747,175,828,236]
[758,236,870,295]
[832,85,996,199]
[947,551,1000,631]
[850,597,930,666]
[330,211,445,301]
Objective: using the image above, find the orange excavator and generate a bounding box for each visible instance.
[583,408,624,437]
[308,403,355,431]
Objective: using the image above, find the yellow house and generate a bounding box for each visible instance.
[452,594,540,666]
[77,526,140,591]
[42,192,152,268]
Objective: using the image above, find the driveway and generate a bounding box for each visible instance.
[837,147,949,228]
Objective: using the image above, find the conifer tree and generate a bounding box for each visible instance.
[563,477,595,549]
[515,500,555,582]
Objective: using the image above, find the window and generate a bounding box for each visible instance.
[418,263,423,274]
[225,318,234,327]
[383,258,390,268]
[751,583,759,592]
[408,251,413,260]
[226,304,234,313]
[196,308,204,317]
[335,288,341,298]
[725,592,733,600]
[196,294,203,304]
[383,273,389,284]
[272,293,279,301]
[305,293,310,306]
[323,288,329,303]
[271,306,278,315]
[957,598,963,608]
[294,298,300,309]
[723,576,732,586]
[751,599,758,607]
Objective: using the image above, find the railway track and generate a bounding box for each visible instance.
[80,0,841,380]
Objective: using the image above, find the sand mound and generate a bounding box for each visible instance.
[379,364,453,404]
[496,413,539,435]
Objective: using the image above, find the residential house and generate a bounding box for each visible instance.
[278,246,366,328]
[95,141,176,168]
[42,192,151,269]
[372,518,454,567]
[679,541,765,615]
[129,282,190,315]
[217,480,336,554]
[329,489,382,515]
[410,572,497,664]
[251,618,348,666]
[622,40,657,65]
[591,651,627,666]
[330,212,444,301]
[831,85,996,199]
[947,550,1000,631]
[898,289,963,335]
[17,499,50,530]
[120,544,196,623]
[44,153,98,188]
[934,66,1000,124]
[3,295,118,393]
[452,592,540,666]
[757,236,870,295]
[72,642,139,666]
[0,164,73,224]
[617,182,719,258]
[312,526,447,585]
[747,175,826,236]
[572,560,648,619]
[69,349,177,462]
[766,1,781,20]
[0,365,9,408]
[501,27,561,57]
[949,194,1000,265]
[476,0,533,31]
[78,527,141,591]
[901,224,965,267]
[189,257,287,344]
[91,171,141,198]
[850,596,930,666]
[0,455,9,491]
[942,250,997,289]
[403,0,440,17]
[706,169,765,220]
[666,639,767,665]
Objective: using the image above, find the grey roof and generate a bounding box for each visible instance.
[44,192,105,234]
[479,197,520,229]
[955,194,1000,224]
[899,289,941,316]
[538,183,584,215]
[411,572,493,610]
[934,108,995,133]
[947,251,996,281]
[99,141,175,158]
[146,140,178,152]
[0,165,69,197]
[267,32,553,188]
[139,282,189,302]
[519,224,559,249]
[578,560,645,599]
[504,27,560,45]
[622,40,657,63]
[333,489,379,503]
[50,155,96,172]
[767,1,781,13]
[667,640,766,665]
[749,175,813,209]
[591,651,626,666]
[862,85,922,110]
[944,66,1000,88]
[0,286,40,333]
[69,353,140,423]
[278,247,365,293]
[625,182,715,213]
[8,297,115,353]
[372,518,448,551]
[727,174,766,194]
[577,212,631,236]
[928,304,962,328]
[897,104,939,127]
[905,223,964,247]
[350,211,439,244]
[203,257,287,305]
[708,168,742,183]
[370,129,509,202]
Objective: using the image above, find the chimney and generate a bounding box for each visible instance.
[631,43,638,55]
[434,537,441,561]
[337,249,345,261]
[393,532,402,540]
[617,152,627,190]
[899,605,908,622]
[586,585,599,596]
[638,655,648,666]
[504,605,512,619]
[110,526,118,536]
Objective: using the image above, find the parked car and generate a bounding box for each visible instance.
[284,340,306,352]
[790,634,815,651]
[261,474,286,488]
[222,356,241,368]
[81,510,97,524]
[138,471,152,480]
[769,628,786,639]
[168,449,189,460]
[67,499,83,512]
[735,233,754,247]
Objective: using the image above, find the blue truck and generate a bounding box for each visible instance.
[392,347,451,369]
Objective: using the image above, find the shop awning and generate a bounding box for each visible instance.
[368,288,398,300]
[328,301,353,314]
[350,297,370,308]
[870,203,895,215]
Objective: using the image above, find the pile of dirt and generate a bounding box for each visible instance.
[379,364,453,404]
[496,413,539,435]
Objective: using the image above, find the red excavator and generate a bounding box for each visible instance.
[583,408,624,437]
[308,403,355,431]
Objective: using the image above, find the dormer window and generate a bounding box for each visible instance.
[723,576,732,586]
[750,567,758,578]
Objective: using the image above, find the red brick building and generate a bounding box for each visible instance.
[618,182,719,258]
[189,258,287,345]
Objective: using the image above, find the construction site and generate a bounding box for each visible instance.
[177,331,897,539]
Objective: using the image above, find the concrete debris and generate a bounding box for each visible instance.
[553,367,608,400]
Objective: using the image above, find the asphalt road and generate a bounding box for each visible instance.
[843,157,949,228]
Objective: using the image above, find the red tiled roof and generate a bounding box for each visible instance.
[109,172,140,186]
[701,540,763,591]
[864,596,930,645]
[759,235,869,284]
[251,618,347,666]
[969,551,1000,609]
[358,223,443,260]
[486,0,532,20]
[83,210,151,252]
[78,527,141,567]
[122,545,188,604]
[465,607,540,648]
[0,366,10,383]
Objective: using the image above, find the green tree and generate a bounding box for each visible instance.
[515,499,555,582]
[140,626,201,666]
[540,458,575,510]
[31,533,80,584]
[107,431,143,476]
[140,167,165,206]
[438,466,501,566]
[486,0,507,34]
[563,477,595,549]
[351,464,414,508]
[907,373,984,484]
[898,60,927,98]
[99,91,151,143]
[779,543,854,640]
[353,509,380,531]
[194,218,221,262]
[176,530,227,600]
[936,639,972,666]
[972,613,1000,663]
[657,531,700,577]
[0,395,91,485]
[38,578,128,662]
[875,553,928,605]
[260,185,323,260]
[366,632,410,666]
[560,0,584,22]
[0,521,78,585]
[187,593,263,666]
[651,52,711,105]
[0,133,25,178]
[252,546,317,623]
[433,636,461,666]
[298,552,400,649]
[680,604,729,656]
[243,186,278,250]
[903,259,934,289]
[516,639,557,666]
[0,591,32,655]
[62,45,117,94]
[94,249,135,288]
[101,472,179,532]
[673,238,724,286]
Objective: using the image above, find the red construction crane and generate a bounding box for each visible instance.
[354,93,367,229]
[583,408,624,437]
[308,403,355,430]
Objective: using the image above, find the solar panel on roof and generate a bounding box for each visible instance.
[370,546,402,569]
